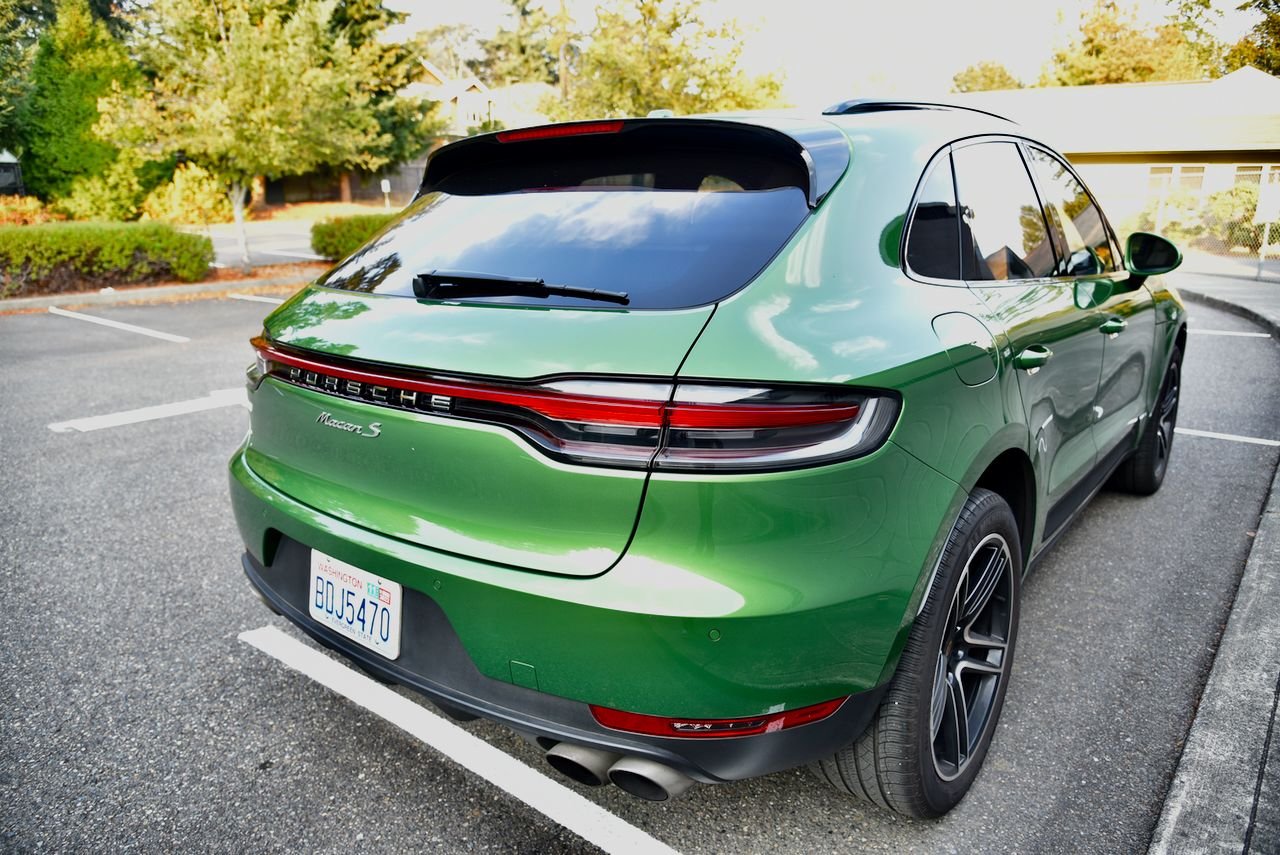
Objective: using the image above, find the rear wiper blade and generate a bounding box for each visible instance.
[413,270,629,305]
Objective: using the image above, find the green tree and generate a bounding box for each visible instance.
[0,0,32,151]
[329,1,440,184]
[101,0,387,268]
[951,61,1024,93]
[473,0,558,86]
[546,0,782,120]
[1225,0,1280,75]
[421,22,483,81]
[1041,1,1210,85]
[15,0,136,199]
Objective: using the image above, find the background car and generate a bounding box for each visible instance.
[230,103,1185,817]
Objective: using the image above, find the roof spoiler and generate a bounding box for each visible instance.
[822,99,1014,123]
[420,118,851,209]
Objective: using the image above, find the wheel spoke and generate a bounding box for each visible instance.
[947,673,970,761]
[962,627,1007,654]
[930,655,947,739]
[954,652,1003,677]
[961,547,1007,623]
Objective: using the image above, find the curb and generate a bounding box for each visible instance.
[0,274,312,312]
[1149,287,1280,853]
[1179,287,1280,338]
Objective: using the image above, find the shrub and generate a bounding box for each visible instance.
[311,213,397,260]
[0,221,213,298]
[0,196,64,225]
[141,163,233,225]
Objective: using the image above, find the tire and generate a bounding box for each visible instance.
[811,488,1022,818]
[1110,346,1182,496]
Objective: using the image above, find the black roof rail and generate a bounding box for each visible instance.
[822,99,1014,123]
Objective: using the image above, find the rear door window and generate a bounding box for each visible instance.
[1025,146,1119,275]
[952,142,1058,281]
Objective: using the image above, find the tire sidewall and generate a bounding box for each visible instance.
[912,490,1022,815]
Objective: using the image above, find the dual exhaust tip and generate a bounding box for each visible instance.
[544,742,694,801]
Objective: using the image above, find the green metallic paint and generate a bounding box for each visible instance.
[245,379,648,575]
[230,438,958,716]
[263,286,714,379]
[229,111,1190,726]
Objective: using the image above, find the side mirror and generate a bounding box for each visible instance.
[1126,232,1182,277]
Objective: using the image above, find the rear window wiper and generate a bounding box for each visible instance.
[413,270,630,305]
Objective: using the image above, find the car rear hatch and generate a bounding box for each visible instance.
[244,118,846,576]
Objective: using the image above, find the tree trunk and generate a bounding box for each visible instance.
[339,171,352,204]
[229,182,251,273]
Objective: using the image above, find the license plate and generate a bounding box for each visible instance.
[308,550,402,660]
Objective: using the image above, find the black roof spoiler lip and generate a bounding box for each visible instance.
[419,117,851,209]
[822,98,1015,124]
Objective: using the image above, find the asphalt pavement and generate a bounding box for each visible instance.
[2,282,1278,853]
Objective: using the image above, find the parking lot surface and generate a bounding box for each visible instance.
[2,288,1278,853]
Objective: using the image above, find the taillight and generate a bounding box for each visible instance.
[251,338,899,472]
[590,697,848,738]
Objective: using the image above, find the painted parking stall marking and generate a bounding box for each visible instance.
[239,625,680,855]
[227,293,285,305]
[48,388,247,433]
[1187,329,1272,339]
[48,306,190,343]
[1174,427,1280,448]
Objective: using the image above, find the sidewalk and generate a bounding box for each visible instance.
[1149,271,1280,855]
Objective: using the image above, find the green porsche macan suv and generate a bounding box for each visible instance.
[230,102,1186,817]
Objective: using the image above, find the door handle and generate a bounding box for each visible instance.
[1013,345,1053,373]
[1099,317,1127,337]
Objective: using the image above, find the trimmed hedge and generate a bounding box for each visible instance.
[311,213,397,261]
[0,222,214,298]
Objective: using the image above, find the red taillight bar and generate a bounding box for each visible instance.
[496,121,625,143]
[668,402,860,430]
[590,697,848,739]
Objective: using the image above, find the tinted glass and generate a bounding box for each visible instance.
[953,142,1057,281]
[1027,147,1117,275]
[315,186,810,310]
[906,155,961,280]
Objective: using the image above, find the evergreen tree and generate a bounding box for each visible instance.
[1226,0,1280,76]
[15,0,136,199]
[474,0,558,87]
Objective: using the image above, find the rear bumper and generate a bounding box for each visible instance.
[241,539,885,783]
[230,439,962,781]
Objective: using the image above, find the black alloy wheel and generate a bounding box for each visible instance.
[930,533,1014,782]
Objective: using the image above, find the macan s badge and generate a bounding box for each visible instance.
[315,411,382,438]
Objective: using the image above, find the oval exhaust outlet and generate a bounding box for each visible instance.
[544,743,621,787]
[607,756,695,801]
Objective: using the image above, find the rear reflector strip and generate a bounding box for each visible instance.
[590,697,848,738]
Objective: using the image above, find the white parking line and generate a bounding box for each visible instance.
[48,306,190,343]
[260,250,325,261]
[227,293,285,305]
[1187,329,1271,338]
[239,625,679,855]
[48,388,247,433]
[1175,427,1280,448]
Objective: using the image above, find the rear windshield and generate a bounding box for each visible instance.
[315,128,812,310]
